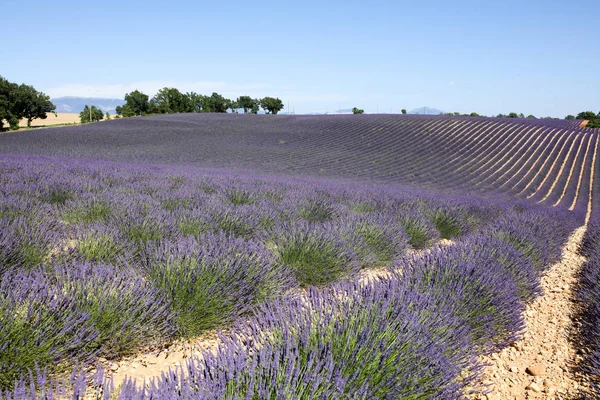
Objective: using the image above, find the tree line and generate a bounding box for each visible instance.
[113,88,284,119]
[0,76,56,130]
[566,111,600,128]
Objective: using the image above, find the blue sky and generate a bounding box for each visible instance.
[3,0,599,116]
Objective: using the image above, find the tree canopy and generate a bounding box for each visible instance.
[237,96,259,114]
[0,76,55,130]
[80,105,104,123]
[123,90,150,116]
[260,97,284,114]
[352,107,364,114]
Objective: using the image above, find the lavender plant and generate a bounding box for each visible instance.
[143,234,294,336]
[268,222,359,286]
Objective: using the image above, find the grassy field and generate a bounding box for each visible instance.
[18,112,81,128]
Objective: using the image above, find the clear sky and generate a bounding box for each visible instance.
[2,0,599,116]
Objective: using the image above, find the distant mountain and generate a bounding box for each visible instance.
[409,107,445,115]
[51,97,125,114]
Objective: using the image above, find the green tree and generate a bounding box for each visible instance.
[0,76,12,130]
[260,97,284,114]
[186,92,207,113]
[469,112,480,117]
[80,105,104,123]
[227,99,239,113]
[237,96,259,114]
[565,115,575,120]
[150,87,189,114]
[352,107,364,114]
[105,112,111,120]
[14,84,56,128]
[526,115,536,119]
[507,112,519,118]
[401,109,407,114]
[203,92,230,113]
[0,78,56,130]
[577,111,598,121]
[124,90,149,116]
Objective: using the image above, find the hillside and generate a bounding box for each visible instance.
[0,114,596,214]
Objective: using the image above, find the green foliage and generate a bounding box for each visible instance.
[237,95,259,114]
[431,210,464,239]
[178,217,212,239]
[274,232,352,286]
[75,234,123,263]
[577,111,598,121]
[351,223,398,267]
[0,76,56,130]
[297,200,335,222]
[351,202,376,214]
[352,107,364,114]
[124,90,150,116]
[565,115,575,120]
[526,115,536,119]
[0,296,74,389]
[125,222,163,244]
[149,87,190,114]
[398,216,437,249]
[204,92,231,113]
[227,188,256,206]
[260,97,284,114]
[44,186,74,205]
[401,108,407,114]
[62,201,112,224]
[79,105,104,123]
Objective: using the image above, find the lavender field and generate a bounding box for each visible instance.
[0,114,598,398]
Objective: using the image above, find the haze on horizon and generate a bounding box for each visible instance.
[3,0,599,117]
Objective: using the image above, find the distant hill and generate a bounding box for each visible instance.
[409,107,444,115]
[51,97,125,114]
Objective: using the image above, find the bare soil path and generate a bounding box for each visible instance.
[469,225,591,399]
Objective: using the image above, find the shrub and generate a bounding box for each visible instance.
[397,212,440,249]
[269,222,359,286]
[144,234,294,337]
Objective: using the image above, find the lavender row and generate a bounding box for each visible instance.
[0,115,594,210]
[0,203,580,398]
[0,156,509,391]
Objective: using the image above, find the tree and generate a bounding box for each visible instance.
[202,92,230,113]
[352,107,364,114]
[12,84,56,128]
[577,111,598,121]
[469,112,480,117]
[260,97,284,114]
[0,77,55,130]
[518,113,525,118]
[124,90,149,116]
[526,115,536,119]
[80,105,104,123]
[401,109,407,114]
[251,102,260,114]
[507,112,519,118]
[0,76,11,130]
[237,96,259,114]
[565,115,575,120]
[105,112,111,120]
[186,92,207,113]
[150,87,189,114]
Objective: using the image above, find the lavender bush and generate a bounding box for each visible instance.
[143,234,295,336]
